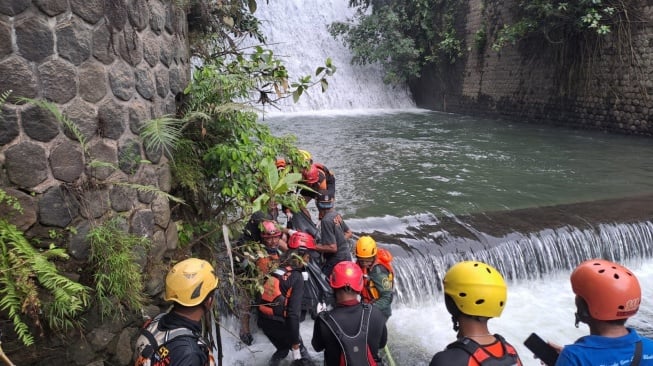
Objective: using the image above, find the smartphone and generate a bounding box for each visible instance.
[523,333,559,366]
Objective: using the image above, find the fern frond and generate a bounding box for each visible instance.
[140,116,185,161]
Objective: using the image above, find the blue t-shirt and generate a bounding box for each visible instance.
[555,328,653,366]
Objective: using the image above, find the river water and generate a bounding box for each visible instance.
[221,110,653,366]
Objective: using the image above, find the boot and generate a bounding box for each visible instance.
[269,349,288,366]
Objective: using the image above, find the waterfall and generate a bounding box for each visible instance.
[392,221,653,305]
[254,0,415,112]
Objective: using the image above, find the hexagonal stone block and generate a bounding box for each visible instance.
[105,0,127,31]
[142,31,160,67]
[78,61,107,103]
[0,0,29,16]
[92,23,115,64]
[4,142,48,188]
[38,59,77,104]
[118,138,142,175]
[35,0,68,16]
[149,1,165,35]
[56,19,92,65]
[86,140,117,180]
[21,103,60,142]
[135,67,155,100]
[109,60,135,101]
[0,188,37,230]
[128,0,149,31]
[50,142,84,182]
[63,98,98,141]
[71,0,104,25]
[38,185,80,228]
[114,25,143,66]
[15,17,54,63]
[98,99,126,140]
[0,57,38,100]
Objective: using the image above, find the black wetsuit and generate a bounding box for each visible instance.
[312,300,388,366]
[156,312,209,366]
[257,268,305,352]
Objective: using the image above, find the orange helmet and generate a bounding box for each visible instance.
[302,164,319,184]
[288,231,316,250]
[275,158,287,169]
[329,261,364,292]
[571,259,641,321]
[260,220,282,238]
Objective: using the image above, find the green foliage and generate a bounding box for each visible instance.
[493,0,636,51]
[329,0,464,84]
[87,217,149,319]
[0,189,90,346]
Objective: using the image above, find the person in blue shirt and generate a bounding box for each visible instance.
[553,258,653,366]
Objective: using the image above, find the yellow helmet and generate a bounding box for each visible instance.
[165,258,219,307]
[443,261,507,318]
[298,149,312,162]
[356,236,378,258]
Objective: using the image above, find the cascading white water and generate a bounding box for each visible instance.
[252,0,415,112]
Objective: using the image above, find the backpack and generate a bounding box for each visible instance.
[447,335,520,366]
[258,266,294,321]
[318,304,378,366]
[133,313,213,366]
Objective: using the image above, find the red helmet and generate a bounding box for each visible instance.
[275,158,287,169]
[329,261,363,292]
[302,164,319,184]
[571,259,641,321]
[288,232,316,250]
[260,220,282,238]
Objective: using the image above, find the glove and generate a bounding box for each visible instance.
[291,347,302,360]
[316,302,327,313]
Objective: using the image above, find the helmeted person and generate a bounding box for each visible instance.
[429,261,523,366]
[298,149,335,204]
[314,192,353,277]
[355,236,394,319]
[552,259,653,366]
[312,261,388,366]
[238,220,288,346]
[257,231,315,366]
[133,258,219,366]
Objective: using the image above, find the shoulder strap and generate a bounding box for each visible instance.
[632,340,643,366]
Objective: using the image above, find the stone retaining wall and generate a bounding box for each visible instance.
[411,0,653,136]
[0,1,190,365]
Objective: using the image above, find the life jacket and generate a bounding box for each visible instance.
[258,266,294,321]
[318,304,378,366]
[133,313,214,366]
[447,335,520,366]
[361,248,394,302]
[256,251,280,273]
[314,163,335,194]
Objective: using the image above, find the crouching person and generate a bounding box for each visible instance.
[257,232,316,366]
[312,261,388,365]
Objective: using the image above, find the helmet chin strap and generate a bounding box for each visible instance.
[451,315,460,332]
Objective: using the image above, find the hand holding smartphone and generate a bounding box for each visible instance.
[523,333,559,366]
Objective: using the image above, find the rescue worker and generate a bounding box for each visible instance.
[257,232,315,366]
[314,192,353,277]
[552,259,653,366]
[429,261,523,366]
[312,261,388,366]
[238,220,287,346]
[355,236,394,319]
[133,258,219,366]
